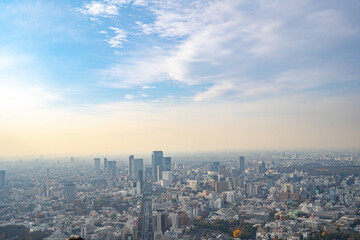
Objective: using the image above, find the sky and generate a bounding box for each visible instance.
[0,0,360,157]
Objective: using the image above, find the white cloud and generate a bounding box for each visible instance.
[100,52,170,88]
[107,27,127,47]
[142,85,156,89]
[78,0,144,18]
[193,82,234,101]
[78,1,119,17]
[87,0,360,101]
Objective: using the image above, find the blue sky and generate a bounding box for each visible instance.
[1,0,359,104]
[0,0,360,156]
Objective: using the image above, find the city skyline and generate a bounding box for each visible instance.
[0,151,359,239]
[1,0,360,157]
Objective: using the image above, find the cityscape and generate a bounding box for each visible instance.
[1,151,360,239]
[1,0,360,239]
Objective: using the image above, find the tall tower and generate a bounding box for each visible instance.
[157,165,164,181]
[152,151,163,181]
[129,155,134,177]
[104,158,108,170]
[94,158,100,171]
[108,161,117,179]
[239,156,245,174]
[258,161,266,174]
[137,170,144,190]
[0,170,5,189]
[133,158,144,180]
[46,168,49,198]
[163,157,171,171]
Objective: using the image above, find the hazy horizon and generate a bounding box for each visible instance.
[1,148,359,162]
[1,0,360,157]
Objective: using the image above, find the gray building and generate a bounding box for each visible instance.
[163,157,171,171]
[152,151,163,181]
[258,160,266,174]
[128,155,134,177]
[0,170,5,188]
[64,182,76,202]
[94,158,101,171]
[133,158,144,180]
[239,156,245,174]
[157,165,164,181]
[108,161,117,179]
[104,158,108,170]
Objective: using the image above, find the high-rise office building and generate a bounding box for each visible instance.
[94,158,100,171]
[137,170,144,190]
[239,156,245,173]
[64,182,76,202]
[0,170,5,189]
[157,165,164,182]
[152,151,163,181]
[133,158,144,180]
[70,157,75,164]
[156,211,166,234]
[108,161,117,179]
[46,168,49,198]
[258,161,266,174]
[104,158,108,170]
[163,157,171,171]
[128,155,134,177]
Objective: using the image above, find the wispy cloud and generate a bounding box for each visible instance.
[142,86,156,89]
[81,0,360,101]
[107,27,127,47]
[78,1,119,17]
[193,82,234,101]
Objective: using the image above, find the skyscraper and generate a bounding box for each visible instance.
[64,182,76,202]
[46,168,49,198]
[152,151,163,181]
[94,158,100,171]
[128,155,134,177]
[258,160,266,174]
[157,165,164,181]
[137,170,144,190]
[133,158,144,180]
[0,170,5,189]
[163,157,171,171]
[239,156,245,174]
[104,158,108,170]
[108,161,117,179]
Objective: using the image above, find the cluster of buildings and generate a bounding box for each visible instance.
[0,151,359,239]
